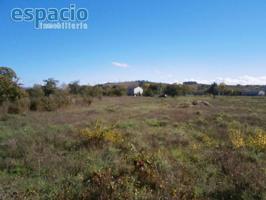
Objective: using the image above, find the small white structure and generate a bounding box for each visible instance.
[134,87,143,96]
[258,90,265,96]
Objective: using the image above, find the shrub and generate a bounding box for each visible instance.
[143,89,154,97]
[131,151,164,190]
[26,84,44,98]
[0,101,9,116]
[247,129,266,151]
[29,94,71,111]
[229,128,245,148]
[81,96,92,106]
[7,98,30,114]
[80,121,123,145]
[228,128,266,151]
[164,84,181,96]
[29,96,57,111]
[0,98,30,115]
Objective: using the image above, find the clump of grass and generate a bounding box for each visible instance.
[117,120,137,129]
[146,119,167,127]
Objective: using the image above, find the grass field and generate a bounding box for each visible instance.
[0,96,266,199]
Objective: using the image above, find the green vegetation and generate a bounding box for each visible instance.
[0,67,26,104]
[0,96,265,199]
[1,67,265,115]
[0,68,266,199]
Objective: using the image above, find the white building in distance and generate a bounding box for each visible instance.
[134,87,143,96]
[258,90,265,96]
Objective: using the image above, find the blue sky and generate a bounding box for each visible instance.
[1,0,266,86]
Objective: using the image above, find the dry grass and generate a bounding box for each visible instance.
[0,96,266,199]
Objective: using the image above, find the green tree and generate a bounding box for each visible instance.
[68,81,81,95]
[218,83,226,95]
[0,67,25,104]
[207,83,219,96]
[164,85,177,96]
[42,78,59,96]
[0,67,17,81]
[27,84,44,98]
[164,84,188,96]
[111,86,125,96]
[143,83,162,97]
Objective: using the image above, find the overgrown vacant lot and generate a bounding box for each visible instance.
[0,96,265,200]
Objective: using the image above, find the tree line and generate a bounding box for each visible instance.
[0,67,248,113]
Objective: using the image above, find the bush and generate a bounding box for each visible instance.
[80,96,93,106]
[80,121,123,146]
[247,129,266,151]
[26,84,44,98]
[0,101,9,117]
[229,128,245,148]
[0,98,30,115]
[164,84,188,96]
[29,94,71,111]
[143,89,154,97]
[7,98,30,114]
[228,128,266,152]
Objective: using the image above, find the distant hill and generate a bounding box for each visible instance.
[99,80,168,88]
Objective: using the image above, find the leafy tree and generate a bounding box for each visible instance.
[42,78,59,96]
[27,84,44,98]
[0,67,25,104]
[218,83,226,95]
[164,85,178,96]
[0,67,17,81]
[89,86,103,97]
[231,89,242,96]
[68,81,81,95]
[164,84,188,96]
[182,85,195,95]
[207,83,219,96]
[143,83,163,96]
[143,89,154,97]
[111,86,125,96]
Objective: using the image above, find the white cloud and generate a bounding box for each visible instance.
[112,61,129,68]
[184,75,266,85]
